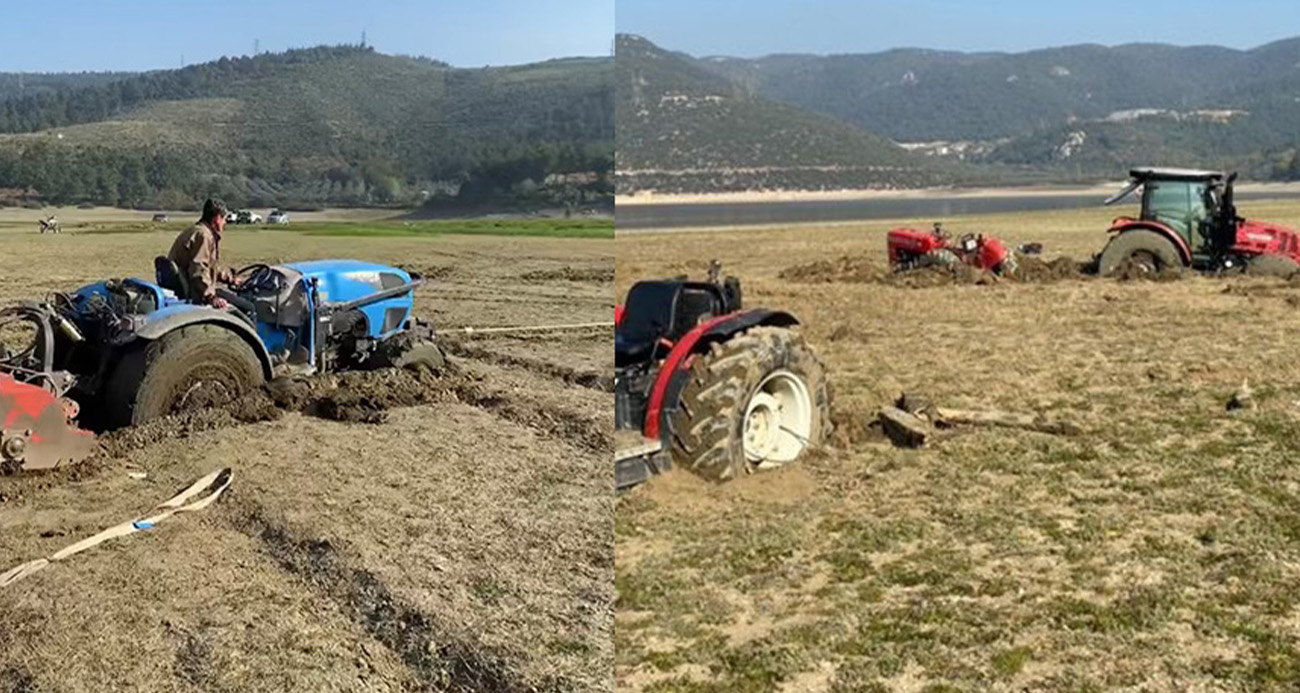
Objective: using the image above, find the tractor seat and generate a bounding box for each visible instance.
[615,281,681,368]
[154,256,190,298]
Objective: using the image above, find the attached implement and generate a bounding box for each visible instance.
[1098,168,1300,277]
[0,373,95,472]
[614,262,831,490]
[0,258,443,459]
[887,222,1019,276]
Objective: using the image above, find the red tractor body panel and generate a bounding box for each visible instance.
[1107,217,1194,265]
[1230,218,1300,261]
[975,236,1011,272]
[886,228,946,265]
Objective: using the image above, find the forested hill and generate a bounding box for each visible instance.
[706,38,1300,142]
[616,34,944,195]
[0,72,138,103]
[703,37,1300,181]
[0,45,614,210]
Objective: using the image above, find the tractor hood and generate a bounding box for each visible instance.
[283,260,414,305]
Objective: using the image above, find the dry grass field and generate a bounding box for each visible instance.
[615,199,1300,692]
[0,219,614,692]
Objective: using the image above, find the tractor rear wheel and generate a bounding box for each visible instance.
[104,324,264,427]
[1246,254,1300,279]
[1098,230,1183,276]
[669,326,830,482]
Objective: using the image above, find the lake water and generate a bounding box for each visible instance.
[616,191,1300,232]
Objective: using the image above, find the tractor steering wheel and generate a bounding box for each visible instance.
[231,263,277,294]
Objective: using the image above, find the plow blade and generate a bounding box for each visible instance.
[0,375,96,472]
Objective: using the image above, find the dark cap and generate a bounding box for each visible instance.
[200,198,228,223]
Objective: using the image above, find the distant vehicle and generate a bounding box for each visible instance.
[267,210,290,225]
[152,213,169,223]
[229,210,263,225]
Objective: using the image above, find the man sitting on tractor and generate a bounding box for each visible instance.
[167,199,255,315]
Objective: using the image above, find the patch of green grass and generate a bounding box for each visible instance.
[991,646,1033,677]
[1046,587,1176,634]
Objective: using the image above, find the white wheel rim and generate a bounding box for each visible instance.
[742,370,813,466]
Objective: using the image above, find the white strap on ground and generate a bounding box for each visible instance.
[0,468,233,588]
[445,321,613,335]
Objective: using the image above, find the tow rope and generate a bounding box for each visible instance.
[444,321,613,336]
[0,468,232,588]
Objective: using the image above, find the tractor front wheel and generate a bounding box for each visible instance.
[1098,230,1183,277]
[1245,254,1300,279]
[364,330,447,373]
[104,324,264,428]
[669,326,830,482]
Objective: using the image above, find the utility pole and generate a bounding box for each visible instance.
[254,38,260,55]
[361,30,367,48]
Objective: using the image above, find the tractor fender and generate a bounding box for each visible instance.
[1107,220,1193,266]
[643,308,800,441]
[131,307,274,380]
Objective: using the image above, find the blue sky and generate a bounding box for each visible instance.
[0,0,613,72]
[617,0,1300,57]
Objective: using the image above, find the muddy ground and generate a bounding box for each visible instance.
[0,223,613,692]
[616,200,1300,692]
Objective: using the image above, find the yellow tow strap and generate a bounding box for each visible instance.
[0,468,232,588]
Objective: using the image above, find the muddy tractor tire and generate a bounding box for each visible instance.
[1245,254,1300,279]
[918,249,960,269]
[104,324,264,427]
[669,326,830,482]
[1098,230,1183,277]
[365,331,447,373]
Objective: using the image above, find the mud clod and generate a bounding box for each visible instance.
[780,254,1094,287]
[520,267,614,283]
[1111,257,1185,282]
[0,667,35,693]
[1012,255,1092,282]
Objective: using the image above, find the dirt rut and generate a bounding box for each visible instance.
[223,495,564,693]
[442,340,613,392]
[2,365,609,502]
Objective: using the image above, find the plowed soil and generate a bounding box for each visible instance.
[0,220,613,692]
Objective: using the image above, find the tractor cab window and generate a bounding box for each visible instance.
[1143,180,1208,246]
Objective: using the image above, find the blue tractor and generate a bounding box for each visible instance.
[0,256,443,431]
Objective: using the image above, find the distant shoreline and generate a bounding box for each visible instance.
[615,182,1300,206]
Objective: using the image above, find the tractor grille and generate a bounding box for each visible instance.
[383,307,406,333]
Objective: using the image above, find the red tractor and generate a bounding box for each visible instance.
[887,223,1019,276]
[614,263,830,490]
[1098,168,1300,277]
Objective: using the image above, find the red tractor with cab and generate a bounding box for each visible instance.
[614,262,830,490]
[1098,168,1300,277]
[887,223,1019,276]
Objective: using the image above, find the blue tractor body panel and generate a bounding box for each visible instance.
[286,260,416,339]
